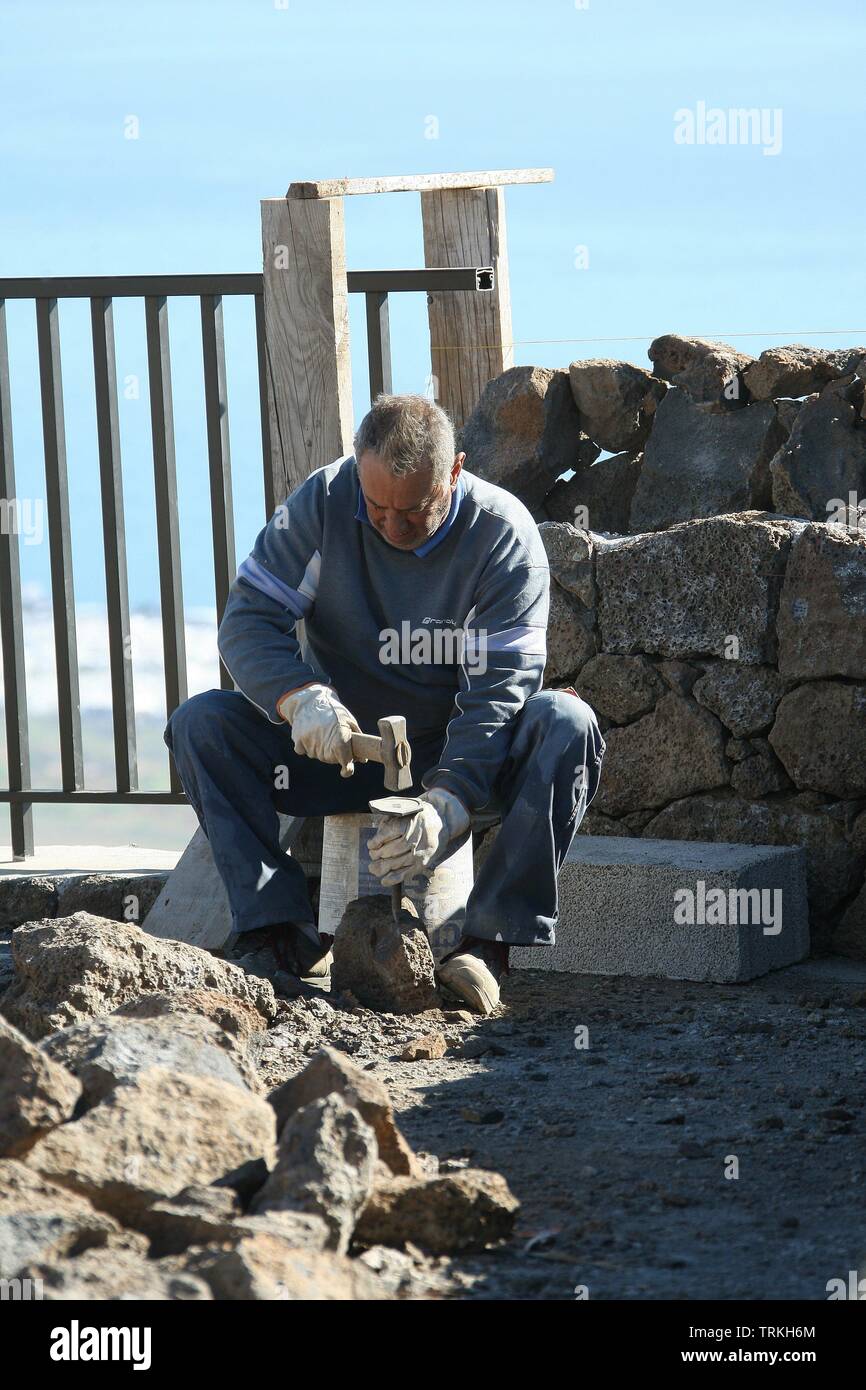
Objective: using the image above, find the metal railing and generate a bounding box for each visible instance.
[0,265,493,857]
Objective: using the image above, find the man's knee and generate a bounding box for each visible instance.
[522,688,602,747]
[164,688,243,754]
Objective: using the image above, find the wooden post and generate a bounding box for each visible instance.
[260,196,354,505]
[421,184,514,430]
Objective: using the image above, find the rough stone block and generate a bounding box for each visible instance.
[593,694,728,817]
[770,379,866,520]
[543,452,643,535]
[776,523,866,682]
[744,344,866,402]
[567,358,665,453]
[630,390,784,530]
[596,513,798,664]
[458,366,598,507]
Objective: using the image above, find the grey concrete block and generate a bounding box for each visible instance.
[512,836,809,982]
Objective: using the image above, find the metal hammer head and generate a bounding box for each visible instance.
[377,715,413,792]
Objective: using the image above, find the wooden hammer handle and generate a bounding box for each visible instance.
[350,732,382,762]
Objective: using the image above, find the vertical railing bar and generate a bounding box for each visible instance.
[0,300,34,856]
[144,294,187,792]
[91,295,138,793]
[254,292,275,521]
[365,291,392,402]
[200,293,236,691]
[35,296,83,793]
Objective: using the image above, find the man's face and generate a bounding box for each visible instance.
[356,450,464,550]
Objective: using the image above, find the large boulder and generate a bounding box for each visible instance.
[18,1246,212,1300]
[113,988,269,1044]
[776,523,866,682]
[629,390,785,530]
[139,1185,329,1258]
[568,358,665,452]
[251,1095,377,1255]
[184,1235,390,1301]
[41,1013,261,1107]
[25,1067,277,1221]
[543,452,643,534]
[0,1159,118,1279]
[596,513,797,664]
[575,653,664,725]
[648,334,754,405]
[744,344,866,401]
[0,1017,82,1158]
[459,366,598,507]
[269,1045,421,1178]
[770,379,866,519]
[593,693,729,817]
[355,1170,519,1255]
[331,896,438,1014]
[692,662,784,737]
[1,913,276,1040]
[769,683,866,798]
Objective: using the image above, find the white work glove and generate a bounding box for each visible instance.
[277,683,366,778]
[367,787,471,887]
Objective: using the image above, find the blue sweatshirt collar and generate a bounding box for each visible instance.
[354,468,466,557]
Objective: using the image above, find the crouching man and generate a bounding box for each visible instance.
[165,394,605,1014]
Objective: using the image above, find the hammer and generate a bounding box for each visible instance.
[350,715,413,792]
[352,715,424,924]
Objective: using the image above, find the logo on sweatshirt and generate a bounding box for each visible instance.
[379,621,488,675]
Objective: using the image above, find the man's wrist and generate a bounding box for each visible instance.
[276,681,332,722]
[426,786,471,838]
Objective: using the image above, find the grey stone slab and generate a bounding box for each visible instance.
[512,836,809,983]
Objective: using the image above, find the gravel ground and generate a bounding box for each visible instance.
[254,955,866,1301]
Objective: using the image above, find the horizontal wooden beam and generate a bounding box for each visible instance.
[286,168,554,200]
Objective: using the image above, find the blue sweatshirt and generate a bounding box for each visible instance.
[217,454,550,813]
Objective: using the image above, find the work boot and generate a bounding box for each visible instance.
[436,937,509,1016]
[263,920,332,980]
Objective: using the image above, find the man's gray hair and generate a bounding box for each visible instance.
[353,394,455,485]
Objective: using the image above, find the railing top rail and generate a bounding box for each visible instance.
[0,275,263,299]
[0,267,492,299]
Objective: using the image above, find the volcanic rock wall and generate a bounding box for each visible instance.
[463,336,866,535]
[461,336,866,956]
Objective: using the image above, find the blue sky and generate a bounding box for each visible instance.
[2,0,865,611]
